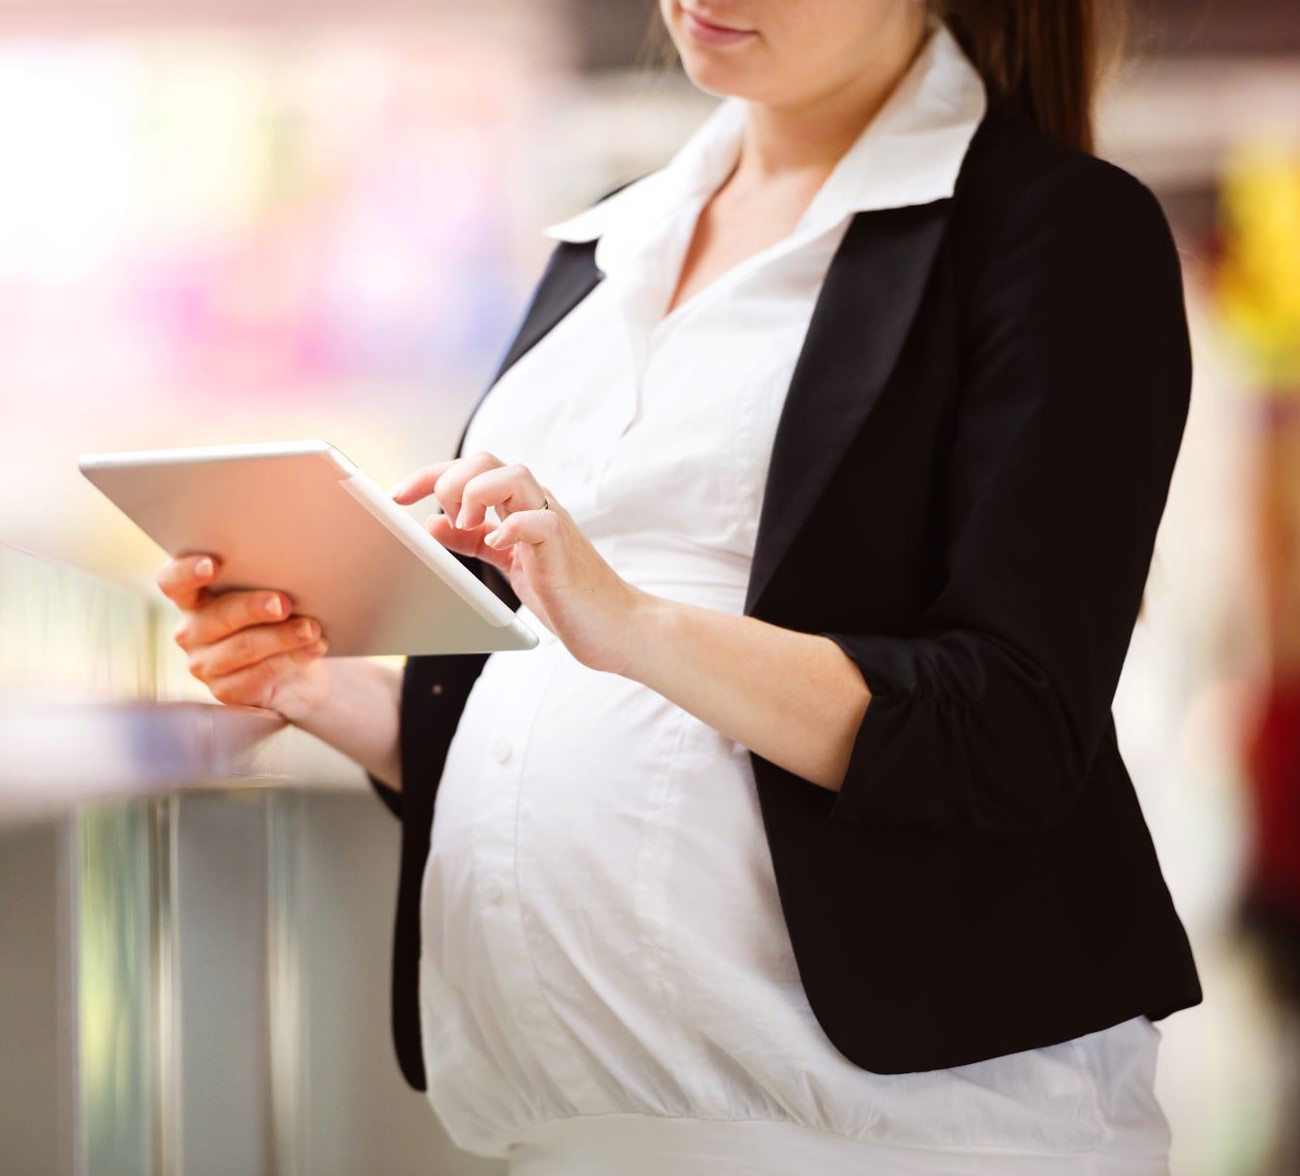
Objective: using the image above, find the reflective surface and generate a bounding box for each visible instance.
[1,542,483,1175]
[77,800,155,1176]
[0,542,158,704]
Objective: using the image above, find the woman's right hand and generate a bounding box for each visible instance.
[156,553,331,723]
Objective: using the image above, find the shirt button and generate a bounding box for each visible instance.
[491,734,513,763]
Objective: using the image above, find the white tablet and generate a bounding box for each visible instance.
[78,439,539,657]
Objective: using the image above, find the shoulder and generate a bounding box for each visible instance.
[951,100,1178,275]
[950,102,1192,397]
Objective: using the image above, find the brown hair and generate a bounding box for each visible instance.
[934,0,1130,156]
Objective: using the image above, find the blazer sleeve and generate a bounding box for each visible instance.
[365,556,518,819]
[819,157,1193,835]
[364,653,441,821]
[364,653,461,820]
[369,770,402,818]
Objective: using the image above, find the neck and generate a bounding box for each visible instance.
[731,8,931,188]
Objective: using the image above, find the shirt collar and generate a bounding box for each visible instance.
[542,12,987,268]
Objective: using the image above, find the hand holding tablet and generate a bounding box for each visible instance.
[155,550,336,715]
[78,439,539,658]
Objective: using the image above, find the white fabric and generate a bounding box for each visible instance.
[417,14,1173,1174]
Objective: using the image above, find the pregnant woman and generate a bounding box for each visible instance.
[158,0,1203,1171]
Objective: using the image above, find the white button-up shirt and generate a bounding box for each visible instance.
[418,15,1171,1173]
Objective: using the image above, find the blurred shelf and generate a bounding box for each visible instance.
[0,699,367,825]
[0,699,282,824]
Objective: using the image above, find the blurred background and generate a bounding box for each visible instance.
[1,0,1299,1173]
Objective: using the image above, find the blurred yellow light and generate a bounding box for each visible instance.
[1214,136,1300,389]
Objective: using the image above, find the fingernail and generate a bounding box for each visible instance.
[298,619,316,640]
[266,596,283,618]
[195,557,214,578]
[483,529,502,547]
[314,638,329,656]
[455,507,468,529]
[387,478,408,498]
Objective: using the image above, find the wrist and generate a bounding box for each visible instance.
[617,584,677,685]
[275,655,340,729]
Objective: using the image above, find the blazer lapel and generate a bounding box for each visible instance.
[743,199,953,615]
[454,240,604,458]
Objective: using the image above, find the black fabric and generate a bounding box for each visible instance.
[367,95,1202,1090]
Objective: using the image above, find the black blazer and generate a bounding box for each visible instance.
[367,92,1203,1092]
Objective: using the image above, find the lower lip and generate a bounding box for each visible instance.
[682,10,757,47]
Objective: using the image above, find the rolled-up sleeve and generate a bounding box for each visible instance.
[364,552,516,822]
[820,158,1193,835]
[369,769,402,818]
[365,653,455,821]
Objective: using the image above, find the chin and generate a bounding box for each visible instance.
[676,51,768,102]
[681,65,742,99]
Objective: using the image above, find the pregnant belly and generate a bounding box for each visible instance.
[428,633,726,906]
[426,629,769,948]
[418,627,801,1102]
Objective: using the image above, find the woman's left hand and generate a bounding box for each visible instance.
[389,452,647,675]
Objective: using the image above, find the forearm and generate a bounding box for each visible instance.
[621,590,872,791]
[293,657,404,792]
